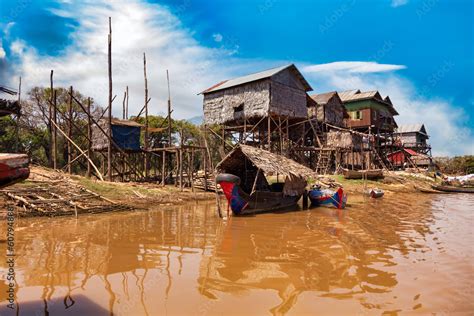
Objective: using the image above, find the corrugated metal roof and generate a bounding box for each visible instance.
[339,89,399,115]
[310,91,337,105]
[395,124,427,135]
[337,89,360,101]
[200,64,312,94]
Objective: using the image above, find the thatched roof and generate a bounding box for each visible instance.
[216,144,317,179]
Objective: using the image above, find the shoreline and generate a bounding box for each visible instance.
[1,166,447,219]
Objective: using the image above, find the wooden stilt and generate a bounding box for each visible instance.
[67,86,73,174]
[107,17,113,182]
[86,98,92,178]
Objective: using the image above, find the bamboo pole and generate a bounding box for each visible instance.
[161,151,166,186]
[67,86,73,174]
[126,86,129,119]
[166,70,172,146]
[50,118,104,181]
[107,16,112,181]
[49,70,57,169]
[143,52,149,178]
[122,89,126,120]
[86,97,92,178]
[15,76,21,152]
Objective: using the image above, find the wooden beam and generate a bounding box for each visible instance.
[107,16,113,181]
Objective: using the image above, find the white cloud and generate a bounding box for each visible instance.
[302,68,474,156]
[303,61,406,74]
[7,0,240,119]
[391,0,409,8]
[5,0,471,156]
[0,42,5,59]
[212,33,223,43]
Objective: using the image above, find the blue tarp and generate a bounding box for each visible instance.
[111,125,141,151]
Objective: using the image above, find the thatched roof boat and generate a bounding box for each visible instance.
[216,144,317,215]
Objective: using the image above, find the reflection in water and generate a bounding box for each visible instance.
[0,194,473,315]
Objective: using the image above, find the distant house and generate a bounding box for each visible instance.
[387,148,432,168]
[394,124,430,153]
[92,118,143,151]
[339,89,398,132]
[200,64,313,125]
[307,91,348,128]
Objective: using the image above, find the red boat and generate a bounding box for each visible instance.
[0,154,30,188]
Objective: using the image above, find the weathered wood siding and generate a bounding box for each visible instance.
[324,96,345,127]
[203,67,308,124]
[203,80,271,124]
[270,68,307,118]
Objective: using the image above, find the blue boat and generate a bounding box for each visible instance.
[308,186,347,209]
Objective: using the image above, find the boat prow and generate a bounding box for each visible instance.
[308,186,347,209]
[0,153,30,189]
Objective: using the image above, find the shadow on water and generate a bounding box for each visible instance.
[0,295,109,315]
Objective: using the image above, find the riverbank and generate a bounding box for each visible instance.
[1,166,443,218]
[0,166,215,218]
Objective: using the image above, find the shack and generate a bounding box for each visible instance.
[201,64,312,125]
[394,124,431,155]
[307,91,348,128]
[387,148,432,168]
[216,144,316,195]
[339,90,398,132]
[92,118,143,151]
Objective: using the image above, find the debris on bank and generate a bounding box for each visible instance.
[1,167,132,217]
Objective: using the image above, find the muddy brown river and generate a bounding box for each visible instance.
[1,193,473,315]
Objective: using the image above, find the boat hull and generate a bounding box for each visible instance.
[217,174,301,215]
[431,185,474,193]
[0,154,30,189]
[309,187,347,209]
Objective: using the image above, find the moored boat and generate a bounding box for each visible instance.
[365,188,384,198]
[308,186,347,209]
[0,153,30,188]
[431,185,474,194]
[343,168,384,180]
[215,145,316,216]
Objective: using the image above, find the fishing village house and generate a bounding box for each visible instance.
[394,124,431,155]
[201,64,313,156]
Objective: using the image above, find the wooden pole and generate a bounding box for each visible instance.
[126,86,129,119]
[122,89,126,120]
[53,89,57,169]
[49,70,57,169]
[161,151,166,186]
[179,129,184,191]
[107,16,113,181]
[14,76,21,152]
[267,115,271,151]
[86,97,92,178]
[143,52,149,178]
[67,86,73,174]
[166,70,172,146]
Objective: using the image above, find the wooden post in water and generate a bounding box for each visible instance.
[143,52,149,178]
[67,86,73,174]
[161,150,166,186]
[86,97,92,178]
[107,16,113,181]
[50,70,57,169]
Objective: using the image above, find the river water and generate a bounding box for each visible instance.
[1,193,473,315]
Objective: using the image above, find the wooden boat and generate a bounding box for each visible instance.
[343,168,384,180]
[365,188,384,198]
[215,145,316,216]
[308,186,347,209]
[431,185,474,193]
[0,153,30,189]
[414,185,450,194]
[217,173,301,215]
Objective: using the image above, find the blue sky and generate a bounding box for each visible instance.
[0,0,472,155]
